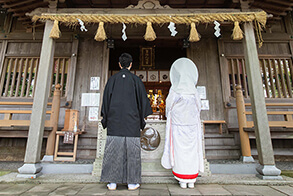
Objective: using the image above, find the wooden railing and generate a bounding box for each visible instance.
[0,57,70,98]
[0,84,61,156]
[227,55,293,98]
[236,85,293,159]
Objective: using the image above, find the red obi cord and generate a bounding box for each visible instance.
[172,171,198,179]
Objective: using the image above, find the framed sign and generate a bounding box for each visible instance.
[140,46,155,69]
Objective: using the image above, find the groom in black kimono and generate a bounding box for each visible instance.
[100,53,152,191]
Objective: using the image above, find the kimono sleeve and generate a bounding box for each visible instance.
[136,78,153,130]
[101,79,113,129]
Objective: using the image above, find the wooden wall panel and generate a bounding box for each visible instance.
[72,37,108,136]
[223,41,291,56]
[187,38,225,121]
[224,42,243,55]
[6,42,42,56]
[258,42,291,55]
[6,42,72,56]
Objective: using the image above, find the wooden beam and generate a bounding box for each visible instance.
[22,21,33,25]
[0,0,18,3]
[8,1,48,12]
[13,12,26,17]
[25,23,44,28]
[65,0,75,8]
[266,0,293,6]
[2,0,38,8]
[253,1,292,11]
[18,17,31,21]
[263,9,288,16]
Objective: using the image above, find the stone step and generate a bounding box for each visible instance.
[205,137,236,146]
[251,148,293,156]
[59,145,97,150]
[205,145,240,150]
[205,145,241,160]
[204,133,234,138]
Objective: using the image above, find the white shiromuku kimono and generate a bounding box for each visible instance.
[161,58,204,183]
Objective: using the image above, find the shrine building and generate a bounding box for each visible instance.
[0,0,293,180]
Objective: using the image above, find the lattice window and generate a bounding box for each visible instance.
[227,56,293,98]
[0,57,70,98]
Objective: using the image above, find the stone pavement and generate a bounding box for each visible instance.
[0,173,293,195]
[1,182,293,195]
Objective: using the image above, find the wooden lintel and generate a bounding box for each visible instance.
[2,0,38,8]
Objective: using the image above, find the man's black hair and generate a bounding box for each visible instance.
[119,53,133,68]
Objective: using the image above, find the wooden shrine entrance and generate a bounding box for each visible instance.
[109,38,186,118]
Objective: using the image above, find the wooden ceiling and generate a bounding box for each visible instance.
[0,0,292,29]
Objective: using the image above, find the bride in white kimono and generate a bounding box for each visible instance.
[161,57,204,189]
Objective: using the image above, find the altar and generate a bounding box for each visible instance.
[92,118,211,181]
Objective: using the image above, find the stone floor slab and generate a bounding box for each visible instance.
[48,184,85,196]
[222,185,260,195]
[271,185,293,196]
[0,184,14,190]
[167,184,201,195]
[0,184,34,195]
[27,184,62,192]
[105,184,139,195]
[106,188,139,196]
[21,192,51,196]
[248,186,287,196]
[77,184,108,195]
[196,184,232,195]
[140,184,169,196]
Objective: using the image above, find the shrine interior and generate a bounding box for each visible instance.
[109,38,187,120]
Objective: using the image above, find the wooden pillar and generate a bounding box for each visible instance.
[93,42,109,176]
[243,22,281,179]
[0,41,8,76]
[18,20,55,178]
[236,85,254,162]
[43,84,61,161]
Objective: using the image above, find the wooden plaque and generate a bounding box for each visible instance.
[62,109,80,132]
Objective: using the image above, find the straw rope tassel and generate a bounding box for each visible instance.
[144,22,156,41]
[189,23,200,42]
[232,21,243,40]
[94,22,107,41]
[49,20,61,39]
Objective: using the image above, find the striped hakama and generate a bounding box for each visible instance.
[100,136,141,184]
